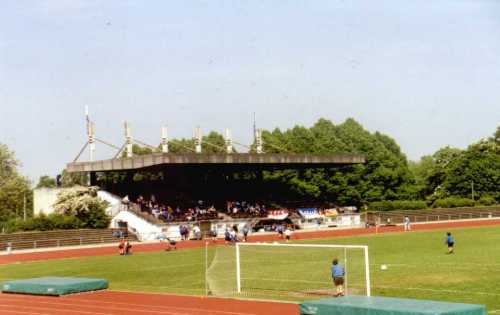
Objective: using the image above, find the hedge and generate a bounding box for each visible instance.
[369,200,428,212]
[0,213,83,234]
[432,197,475,208]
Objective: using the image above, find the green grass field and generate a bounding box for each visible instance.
[1,225,500,311]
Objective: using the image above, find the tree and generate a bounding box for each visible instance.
[257,118,416,206]
[60,169,88,187]
[202,131,229,153]
[443,136,500,201]
[492,126,500,144]
[0,143,19,186]
[411,147,462,200]
[0,143,32,221]
[36,175,56,189]
[169,138,196,153]
[53,186,110,228]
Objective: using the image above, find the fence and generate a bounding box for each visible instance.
[366,207,500,225]
[0,228,133,252]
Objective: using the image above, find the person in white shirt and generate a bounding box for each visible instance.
[193,225,202,240]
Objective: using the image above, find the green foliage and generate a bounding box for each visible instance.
[411,126,500,203]
[410,147,463,200]
[202,131,230,153]
[259,118,416,205]
[442,139,500,202]
[369,200,428,211]
[60,169,88,187]
[492,126,500,144]
[0,213,83,233]
[121,144,155,157]
[0,143,33,221]
[476,196,497,206]
[432,197,475,208]
[53,187,110,228]
[170,138,196,153]
[36,175,56,189]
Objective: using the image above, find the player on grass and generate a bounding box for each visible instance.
[331,258,345,297]
[446,232,455,254]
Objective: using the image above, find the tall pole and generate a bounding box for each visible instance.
[161,126,169,153]
[225,128,233,154]
[253,112,256,145]
[194,127,202,153]
[86,106,95,161]
[124,121,133,158]
[255,129,263,154]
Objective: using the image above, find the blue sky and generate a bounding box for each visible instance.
[1,0,499,181]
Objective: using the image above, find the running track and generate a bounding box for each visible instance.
[1,219,499,315]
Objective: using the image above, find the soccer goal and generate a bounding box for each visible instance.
[206,242,371,300]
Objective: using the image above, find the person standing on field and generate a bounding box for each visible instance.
[331,258,345,297]
[284,226,292,242]
[446,232,455,254]
[404,216,411,231]
[242,225,249,242]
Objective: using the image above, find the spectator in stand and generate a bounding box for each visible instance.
[208,206,217,218]
[186,209,194,222]
[121,195,130,211]
[136,195,145,211]
[152,204,160,218]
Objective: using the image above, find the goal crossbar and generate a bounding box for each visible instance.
[235,242,371,297]
[238,243,368,249]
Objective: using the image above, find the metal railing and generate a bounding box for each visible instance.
[367,208,500,225]
[0,232,132,253]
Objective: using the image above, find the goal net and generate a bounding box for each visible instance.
[206,242,371,301]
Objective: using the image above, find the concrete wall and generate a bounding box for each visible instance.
[111,210,163,241]
[34,188,122,218]
[33,188,61,216]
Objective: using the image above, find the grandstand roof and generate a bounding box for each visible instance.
[66,153,365,173]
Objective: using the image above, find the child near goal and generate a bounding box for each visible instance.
[331,258,345,297]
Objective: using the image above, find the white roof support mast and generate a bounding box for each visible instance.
[161,126,169,153]
[85,106,96,162]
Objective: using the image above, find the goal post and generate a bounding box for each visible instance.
[235,242,371,298]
